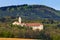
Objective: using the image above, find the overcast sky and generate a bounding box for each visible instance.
[0,0,60,10]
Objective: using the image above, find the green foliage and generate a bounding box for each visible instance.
[0,4,60,20]
[0,4,60,39]
[0,22,51,39]
[0,16,60,39]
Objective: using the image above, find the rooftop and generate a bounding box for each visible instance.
[25,23,43,27]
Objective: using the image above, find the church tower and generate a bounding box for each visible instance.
[19,17,21,24]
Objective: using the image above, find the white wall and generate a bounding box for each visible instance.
[32,25,43,30]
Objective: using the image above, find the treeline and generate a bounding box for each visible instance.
[0,16,59,24]
[0,23,52,40]
[0,22,60,40]
[0,4,60,20]
[0,17,60,40]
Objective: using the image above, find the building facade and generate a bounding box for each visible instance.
[12,17,43,30]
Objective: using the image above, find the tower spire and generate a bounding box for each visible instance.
[19,17,21,24]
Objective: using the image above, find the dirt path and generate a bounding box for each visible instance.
[0,38,37,40]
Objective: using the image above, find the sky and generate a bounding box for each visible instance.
[0,0,60,10]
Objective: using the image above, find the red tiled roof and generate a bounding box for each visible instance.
[25,23,43,27]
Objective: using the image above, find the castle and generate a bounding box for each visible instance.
[12,17,43,30]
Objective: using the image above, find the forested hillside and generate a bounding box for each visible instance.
[0,4,60,20]
[0,4,60,40]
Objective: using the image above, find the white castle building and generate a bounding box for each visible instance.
[12,17,25,26]
[12,17,43,30]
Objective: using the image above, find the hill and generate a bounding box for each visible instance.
[0,4,60,20]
